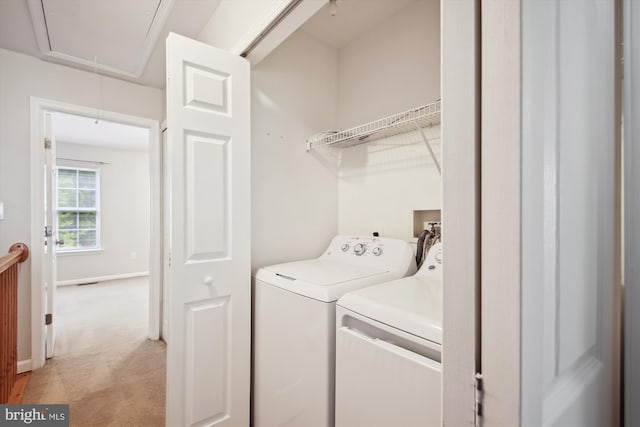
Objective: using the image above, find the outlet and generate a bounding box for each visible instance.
[0,202,4,220]
[130,251,137,260]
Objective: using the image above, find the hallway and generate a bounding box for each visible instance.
[23,277,166,426]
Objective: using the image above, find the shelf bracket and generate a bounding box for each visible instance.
[413,120,441,176]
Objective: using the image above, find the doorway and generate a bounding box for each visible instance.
[50,111,152,356]
[29,97,162,370]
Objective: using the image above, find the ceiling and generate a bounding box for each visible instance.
[0,0,421,88]
[300,0,416,50]
[52,112,150,152]
[0,0,222,88]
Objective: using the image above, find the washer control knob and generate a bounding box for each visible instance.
[340,243,350,252]
[354,243,366,256]
[372,246,383,256]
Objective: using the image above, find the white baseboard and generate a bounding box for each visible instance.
[56,271,149,287]
[17,359,32,373]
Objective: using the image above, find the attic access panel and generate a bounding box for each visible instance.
[28,0,173,78]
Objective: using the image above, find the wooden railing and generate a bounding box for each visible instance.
[0,243,29,403]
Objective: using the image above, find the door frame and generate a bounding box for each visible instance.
[625,0,638,425]
[29,97,162,369]
[441,0,480,426]
[232,0,482,424]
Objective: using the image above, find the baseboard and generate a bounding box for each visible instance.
[56,271,150,287]
[17,359,31,374]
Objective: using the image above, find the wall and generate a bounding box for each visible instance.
[251,30,339,274]
[337,0,440,129]
[0,48,162,363]
[198,0,288,53]
[55,142,150,284]
[250,0,441,260]
[336,0,441,241]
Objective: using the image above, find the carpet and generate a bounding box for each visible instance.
[23,277,166,427]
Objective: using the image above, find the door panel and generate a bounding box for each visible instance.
[625,2,640,426]
[185,133,229,260]
[521,1,618,426]
[184,297,230,426]
[165,32,251,427]
[335,326,441,427]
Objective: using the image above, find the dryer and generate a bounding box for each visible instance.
[253,235,417,427]
[335,242,443,427]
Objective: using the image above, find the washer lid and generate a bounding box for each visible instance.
[257,259,399,303]
[337,275,442,345]
[263,259,387,286]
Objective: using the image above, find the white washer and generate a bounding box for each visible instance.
[335,242,443,427]
[253,235,417,427]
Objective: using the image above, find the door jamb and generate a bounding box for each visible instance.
[29,97,162,369]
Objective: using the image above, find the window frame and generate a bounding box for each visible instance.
[55,166,102,253]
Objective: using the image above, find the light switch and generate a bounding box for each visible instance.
[0,202,4,220]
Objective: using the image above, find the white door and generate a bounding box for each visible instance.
[481,1,620,426]
[625,1,640,426]
[165,32,251,427]
[520,2,619,426]
[43,112,58,359]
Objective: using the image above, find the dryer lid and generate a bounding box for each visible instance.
[263,259,387,286]
[337,275,442,344]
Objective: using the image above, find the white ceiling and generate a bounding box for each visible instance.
[35,0,163,76]
[300,0,416,50]
[0,0,421,87]
[0,0,222,88]
[52,112,150,152]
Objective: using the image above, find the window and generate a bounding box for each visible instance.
[56,167,100,251]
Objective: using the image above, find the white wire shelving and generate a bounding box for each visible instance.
[305,99,442,174]
[306,100,440,150]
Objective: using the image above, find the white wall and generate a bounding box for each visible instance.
[55,142,150,284]
[0,48,162,363]
[251,30,339,274]
[198,0,289,53]
[251,0,441,263]
[336,0,440,129]
[337,0,441,241]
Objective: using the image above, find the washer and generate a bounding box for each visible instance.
[335,242,443,427]
[253,235,417,427]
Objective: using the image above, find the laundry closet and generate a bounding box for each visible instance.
[250,1,442,426]
[251,0,441,270]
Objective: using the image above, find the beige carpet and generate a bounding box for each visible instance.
[23,277,166,427]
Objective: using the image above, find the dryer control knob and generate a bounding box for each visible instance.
[372,246,383,256]
[354,243,366,256]
[340,243,350,252]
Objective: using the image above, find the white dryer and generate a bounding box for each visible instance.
[253,235,417,427]
[335,242,443,427]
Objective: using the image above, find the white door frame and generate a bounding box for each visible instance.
[441,1,480,426]
[29,97,162,369]
[624,0,639,425]
[238,1,482,425]
[480,1,522,424]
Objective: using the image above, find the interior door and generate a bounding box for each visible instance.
[519,1,619,426]
[165,33,251,427]
[43,112,57,359]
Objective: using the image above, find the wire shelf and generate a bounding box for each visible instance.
[306,100,441,151]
